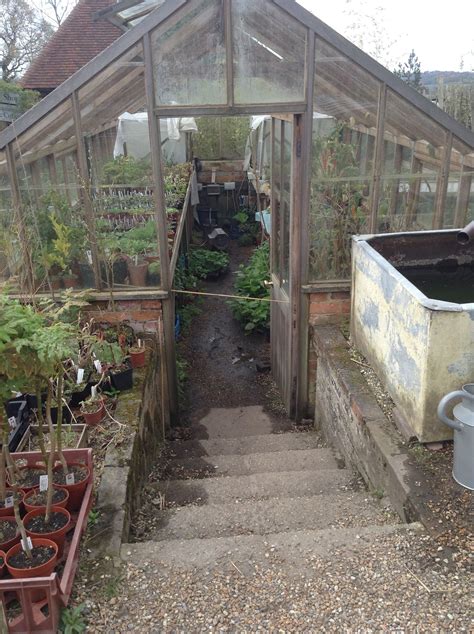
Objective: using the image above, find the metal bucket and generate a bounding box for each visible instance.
[437,383,474,490]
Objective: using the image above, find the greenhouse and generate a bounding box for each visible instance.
[0,0,473,421]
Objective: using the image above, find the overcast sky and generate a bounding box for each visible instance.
[297,0,474,71]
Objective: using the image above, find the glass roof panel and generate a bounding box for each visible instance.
[151,0,227,106]
[232,0,307,104]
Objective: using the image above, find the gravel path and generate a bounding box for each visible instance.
[76,529,472,632]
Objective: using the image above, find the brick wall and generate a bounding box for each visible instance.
[307,289,350,407]
[83,297,162,335]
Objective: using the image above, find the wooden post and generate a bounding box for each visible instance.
[454,163,473,228]
[296,32,315,420]
[144,32,178,424]
[369,83,387,233]
[406,152,422,228]
[47,154,58,187]
[30,160,43,209]
[388,143,403,222]
[5,143,34,294]
[71,91,102,289]
[433,131,452,229]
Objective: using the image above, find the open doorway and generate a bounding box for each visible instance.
[168,113,300,428]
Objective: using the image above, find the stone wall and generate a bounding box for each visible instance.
[93,335,167,557]
[307,289,351,407]
[312,325,419,522]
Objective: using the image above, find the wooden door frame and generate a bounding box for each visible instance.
[270,113,304,418]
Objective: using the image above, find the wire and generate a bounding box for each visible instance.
[172,288,287,304]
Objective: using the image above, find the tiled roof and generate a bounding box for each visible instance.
[21,0,122,91]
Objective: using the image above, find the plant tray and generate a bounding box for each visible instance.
[15,424,89,453]
[0,448,93,633]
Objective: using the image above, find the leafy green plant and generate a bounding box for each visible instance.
[87,509,100,529]
[59,604,86,633]
[188,249,229,279]
[101,156,152,187]
[230,242,270,332]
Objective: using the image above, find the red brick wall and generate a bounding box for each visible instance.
[83,298,163,334]
[307,290,351,407]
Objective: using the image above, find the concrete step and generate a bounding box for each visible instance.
[168,432,324,459]
[123,524,423,573]
[164,448,340,479]
[144,492,396,541]
[152,469,355,507]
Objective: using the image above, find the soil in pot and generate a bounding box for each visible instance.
[16,465,47,491]
[53,463,90,511]
[110,364,133,391]
[0,490,23,517]
[24,486,69,513]
[0,518,20,551]
[8,544,56,570]
[25,508,71,556]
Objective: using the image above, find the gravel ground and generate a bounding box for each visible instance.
[73,529,472,632]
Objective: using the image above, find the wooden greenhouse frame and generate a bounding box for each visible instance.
[0,0,473,419]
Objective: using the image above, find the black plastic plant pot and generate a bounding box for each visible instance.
[26,393,46,410]
[50,406,72,425]
[69,383,92,408]
[110,366,133,391]
[79,263,95,288]
[3,401,30,452]
[4,398,27,419]
[112,259,128,285]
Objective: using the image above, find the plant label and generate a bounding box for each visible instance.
[86,250,93,264]
[77,369,85,384]
[91,385,98,399]
[21,537,33,552]
[66,473,75,485]
[94,360,103,373]
[39,475,49,492]
[5,496,14,508]
[7,416,16,429]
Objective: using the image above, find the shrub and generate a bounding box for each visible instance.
[230,242,270,332]
[188,249,229,279]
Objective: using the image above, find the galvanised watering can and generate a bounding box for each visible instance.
[437,384,474,490]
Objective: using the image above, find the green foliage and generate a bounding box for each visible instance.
[87,509,100,528]
[92,341,124,366]
[188,249,229,279]
[310,124,369,279]
[177,301,202,335]
[237,233,254,247]
[0,80,40,116]
[59,604,86,634]
[394,50,423,93]
[230,242,270,333]
[101,156,152,186]
[163,163,191,208]
[192,117,250,160]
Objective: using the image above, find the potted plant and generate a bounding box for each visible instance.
[147,261,161,286]
[129,338,146,368]
[80,387,106,426]
[122,239,149,286]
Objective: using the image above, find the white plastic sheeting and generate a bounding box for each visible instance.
[113,112,198,163]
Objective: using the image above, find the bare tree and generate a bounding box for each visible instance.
[0,0,54,81]
[37,0,78,28]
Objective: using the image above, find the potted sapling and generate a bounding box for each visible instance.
[129,337,146,368]
[0,297,59,577]
[95,341,133,392]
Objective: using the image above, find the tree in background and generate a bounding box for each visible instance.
[0,0,54,81]
[394,50,424,93]
[343,1,397,68]
[38,0,78,28]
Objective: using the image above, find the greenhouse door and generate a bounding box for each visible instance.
[270,115,299,416]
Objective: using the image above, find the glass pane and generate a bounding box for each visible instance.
[232,0,307,104]
[309,39,379,280]
[151,0,226,106]
[281,121,292,291]
[193,116,250,160]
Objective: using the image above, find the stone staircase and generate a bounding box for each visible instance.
[122,408,418,573]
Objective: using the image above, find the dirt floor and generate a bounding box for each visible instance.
[175,240,291,436]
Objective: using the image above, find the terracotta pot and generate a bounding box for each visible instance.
[0,516,20,552]
[62,274,80,289]
[129,347,146,368]
[81,400,106,426]
[0,489,24,518]
[127,261,148,286]
[25,506,71,557]
[0,549,5,578]
[54,462,91,512]
[6,537,58,601]
[23,485,69,514]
